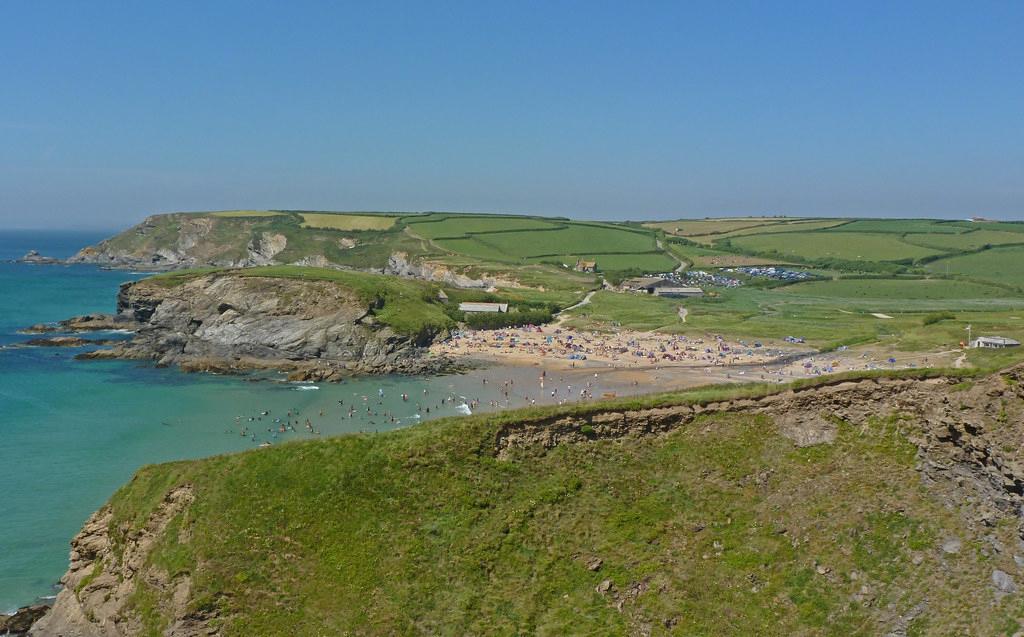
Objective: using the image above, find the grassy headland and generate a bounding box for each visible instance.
[95,365,1024,636]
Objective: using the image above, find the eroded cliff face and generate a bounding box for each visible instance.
[31,366,1024,636]
[30,487,201,637]
[384,252,521,289]
[66,214,297,271]
[81,274,450,379]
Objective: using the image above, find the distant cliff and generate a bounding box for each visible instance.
[66,211,421,272]
[79,268,456,379]
[65,211,525,289]
[30,364,1024,636]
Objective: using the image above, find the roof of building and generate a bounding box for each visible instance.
[577,260,597,267]
[973,336,1021,345]
[654,287,703,294]
[623,276,670,288]
[458,302,508,313]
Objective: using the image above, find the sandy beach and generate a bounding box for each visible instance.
[431,325,964,402]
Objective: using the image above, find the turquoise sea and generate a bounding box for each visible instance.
[0,232,545,611]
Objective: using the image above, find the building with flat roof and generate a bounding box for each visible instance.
[622,276,671,293]
[459,302,508,313]
[971,336,1020,349]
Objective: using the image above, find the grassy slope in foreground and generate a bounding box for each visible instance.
[102,367,1024,636]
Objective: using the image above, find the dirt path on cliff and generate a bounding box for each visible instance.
[553,290,596,326]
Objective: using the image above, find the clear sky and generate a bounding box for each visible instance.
[1,1,1021,229]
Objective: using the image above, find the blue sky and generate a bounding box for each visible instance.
[1,1,1021,229]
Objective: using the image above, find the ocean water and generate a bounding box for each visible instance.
[0,232,540,611]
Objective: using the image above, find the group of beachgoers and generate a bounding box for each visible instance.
[228,369,627,446]
[226,324,937,447]
[431,325,802,369]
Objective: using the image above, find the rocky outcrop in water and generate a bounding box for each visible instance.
[23,336,114,347]
[21,314,141,335]
[18,250,62,265]
[1,605,49,636]
[75,273,454,379]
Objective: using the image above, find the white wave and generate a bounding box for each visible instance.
[292,385,319,391]
[455,403,472,415]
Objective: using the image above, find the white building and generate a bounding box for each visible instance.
[971,336,1020,349]
[459,302,508,313]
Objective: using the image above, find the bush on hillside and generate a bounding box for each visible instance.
[463,309,553,329]
[922,311,956,326]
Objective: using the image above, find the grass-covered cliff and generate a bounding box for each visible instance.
[34,365,1024,636]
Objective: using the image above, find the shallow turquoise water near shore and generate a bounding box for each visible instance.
[0,232,522,611]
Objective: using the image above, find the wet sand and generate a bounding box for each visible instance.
[430,325,965,410]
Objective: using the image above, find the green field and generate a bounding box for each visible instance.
[645,218,852,245]
[901,229,1024,251]
[827,219,970,234]
[712,218,851,241]
[477,225,655,257]
[728,231,942,262]
[423,220,661,270]
[926,245,1024,289]
[664,240,785,267]
[563,280,1024,353]
[644,217,783,237]
[529,252,677,272]
[564,291,684,332]
[405,215,560,238]
[775,278,1014,300]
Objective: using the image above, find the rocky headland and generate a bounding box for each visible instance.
[68,272,455,380]
[62,212,527,290]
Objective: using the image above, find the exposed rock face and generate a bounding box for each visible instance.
[30,487,199,637]
[245,232,287,266]
[76,274,452,379]
[385,252,520,289]
[68,215,213,270]
[67,215,294,271]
